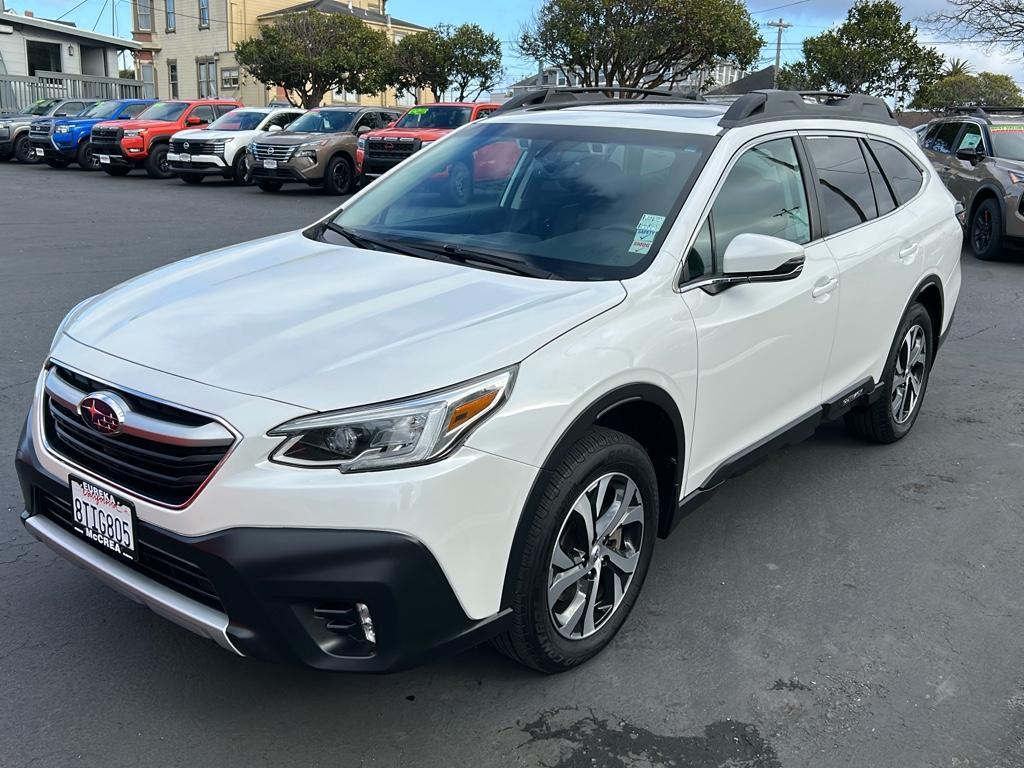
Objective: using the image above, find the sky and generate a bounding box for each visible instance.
[11,0,1024,89]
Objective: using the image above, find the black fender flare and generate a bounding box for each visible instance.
[499,383,686,608]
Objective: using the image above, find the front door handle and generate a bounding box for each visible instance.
[811,277,838,298]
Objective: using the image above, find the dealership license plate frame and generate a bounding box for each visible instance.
[68,475,138,562]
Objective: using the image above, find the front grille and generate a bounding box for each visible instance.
[170,138,226,155]
[42,365,233,506]
[366,136,419,159]
[90,126,122,146]
[35,489,224,611]
[29,121,53,140]
[250,142,295,161]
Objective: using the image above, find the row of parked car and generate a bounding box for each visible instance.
[1,96,503,195]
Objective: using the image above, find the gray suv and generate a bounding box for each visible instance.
[0,98,96,164]
[249,106,399,195]
[921,107,1024,259]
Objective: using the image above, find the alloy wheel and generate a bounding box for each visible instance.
[334,160,350,191]
[891,323,927,424]
[547,472,645,640]
[973,208,992,252]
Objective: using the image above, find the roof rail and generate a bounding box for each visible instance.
[719,90,896,128]
[494,86,705,114]
[946,105,1024,122]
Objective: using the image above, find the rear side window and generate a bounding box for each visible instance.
[806,136,877,234]
[867,140,924,205]
[923,122,961,154]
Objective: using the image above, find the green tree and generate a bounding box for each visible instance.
[516,0,763,93]
[943,57,972,77]
[775,0,944,108]
[393,24,503,102]
[235,10,393,108]
[912,71,1022,111]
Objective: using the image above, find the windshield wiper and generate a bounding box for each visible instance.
[412,242,554,279]
[323,223,454,262]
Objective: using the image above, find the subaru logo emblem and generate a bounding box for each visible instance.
[183,141,190,150]
[78,391,128,436]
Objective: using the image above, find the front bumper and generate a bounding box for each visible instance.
[17,429,512,672]
[168,152,229,175]
[30,137,76,160]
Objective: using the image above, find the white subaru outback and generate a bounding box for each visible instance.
[17,89,963,673]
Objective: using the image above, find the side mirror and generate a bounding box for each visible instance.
[186,116,203,126]
[267,124,283,132]
[117,114,133,119]
[356,125,372,135]
[54,110,69,117]
[955,145,983,163]
[704,233,805,293]
[386,121,396,128]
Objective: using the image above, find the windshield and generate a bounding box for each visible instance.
[81,100,122,119]
[287,109,356,133]
[136,101,189,121]
[396,106,473,130]
[332,121,715,280]
[990,123,1024,161]
[20,98,62,116]
[207,109,268,131]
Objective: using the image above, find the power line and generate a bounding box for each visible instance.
[56,0,98,20]
[92,0,109,30]
[749,0,810,15]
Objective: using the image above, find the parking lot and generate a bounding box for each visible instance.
[1,160,1023,767]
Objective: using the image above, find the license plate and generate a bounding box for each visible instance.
[179,153,191,163]
[69,476,137,561]
[98,154,110,164]
[263,159,277,169]
[35,147,44,156]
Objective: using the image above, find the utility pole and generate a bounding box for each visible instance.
[766,18,793,87]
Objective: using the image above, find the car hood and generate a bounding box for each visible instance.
[100,119,177,131]
[1,113,47,124]
[64,230,626,411]
[48,116,101,128]
[259,131,341,146]
[368,127,451,141]
[173,128,249,141]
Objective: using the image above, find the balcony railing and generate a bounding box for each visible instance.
[0,71,145,112]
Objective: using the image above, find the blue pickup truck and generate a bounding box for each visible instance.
[29,98,155,170]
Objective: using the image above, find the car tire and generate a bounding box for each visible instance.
[102,166,131,176]
[44,157,70,168]
[143,144,173,179]
[257,180,282,192]
[180,173,204,185]
[493,426,659,673]
[76,141,100,171]
[324,154,354,195]
[845,301,934,444]
[969,197,1003,261]
[232,152,252,185]
[446,161,473,206]
[13,134,38,164]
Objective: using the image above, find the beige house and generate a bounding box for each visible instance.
[130,0,427,107]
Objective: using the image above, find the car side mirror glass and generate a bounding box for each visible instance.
[955,145,983,163]
[54,111,69,117]
[709,233,805,293]
[267,124,282,132]
[386,121,396,128]
[356,125,372,135]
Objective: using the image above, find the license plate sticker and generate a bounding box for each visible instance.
[98,154,110,164]
[35,147,44,156]
[69,477,137,561]
[263,159,277,169]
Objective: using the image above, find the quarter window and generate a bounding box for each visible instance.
[867,140,924,206]
[862,140,897,216]
[806,136,877,234]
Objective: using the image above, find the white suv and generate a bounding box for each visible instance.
[167,106,304,184]
[17,89,962,673]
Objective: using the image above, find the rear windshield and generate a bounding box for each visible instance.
[287,110,357,133]
[396,106,473,130]
[136,101,189,121]
[990,124,1024,161]
[332,121,715,280]
[81,101,122,119]
[208,109,266,131]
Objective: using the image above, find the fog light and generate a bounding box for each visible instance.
[356,602,376,644]
[128,148,142,153]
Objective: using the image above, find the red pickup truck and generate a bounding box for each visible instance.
[357,102,500,182]
[89,99,242,178]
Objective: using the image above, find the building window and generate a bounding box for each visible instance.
[197,58,216,97]
[140,62,155,98]
[220,67,239,90]
[167,61,178,98]
[198,0,209,28]
[136,0,153,31]
[165,0,176,30]
[333,87,359,103]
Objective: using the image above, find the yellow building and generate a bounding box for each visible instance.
[131,0,426,106]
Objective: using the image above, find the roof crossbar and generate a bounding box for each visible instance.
[718,90,897,128]
[495,86,705,114]
[946,105,1024,122]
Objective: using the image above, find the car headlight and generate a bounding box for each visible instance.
[357,136,366,149]
[55,125,71,134]
[268,366,517,471]
[123,129,145,138]
[0,121,10,129]
[1006,169,1024,186]
[420,140,435,148]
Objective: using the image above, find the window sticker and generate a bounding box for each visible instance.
[992,124,1024,134]
[959,132,982,150]
[407,106,428,115]
[629,213,667,255]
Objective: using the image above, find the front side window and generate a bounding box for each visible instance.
[395,106,473,130]
[267,111,300,129]
[136,0,153,30]
[286,109,358,133]
[867,140,923,205]
[198,0,209,28]
[806,136,877,235]
[331,122,715,280]
[989,123,1024,161]
[208,109,265,131]
[956,123,983,153]
[190,104,215,124]
[166,0,176,30]
[137,100,188,121]
[20,98,62,115]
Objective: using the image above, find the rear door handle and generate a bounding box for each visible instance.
[899,243,920,263]
[811,277,838,298]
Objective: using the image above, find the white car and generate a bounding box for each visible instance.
[17,89,963,673]
[167,106,304,184]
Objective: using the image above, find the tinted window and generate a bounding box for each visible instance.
[123,103,149,118]
[711,137,811,256]
[190,105,215,124]
[862,139,897,216]
[208,109,265,130]
[923,122,962,154]
[287,109,357,133]
[81,100,121,119]
[215,104,237,117]
[806,136,877,234]
[868,140,924,206]
[56,101,86,116]
[267,111,300,129]
[138,101,189,121]
[354,112,380,131]
[956,123,983,152]
[396,106,473,129]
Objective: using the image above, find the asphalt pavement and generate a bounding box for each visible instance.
[1,160,1023,768]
